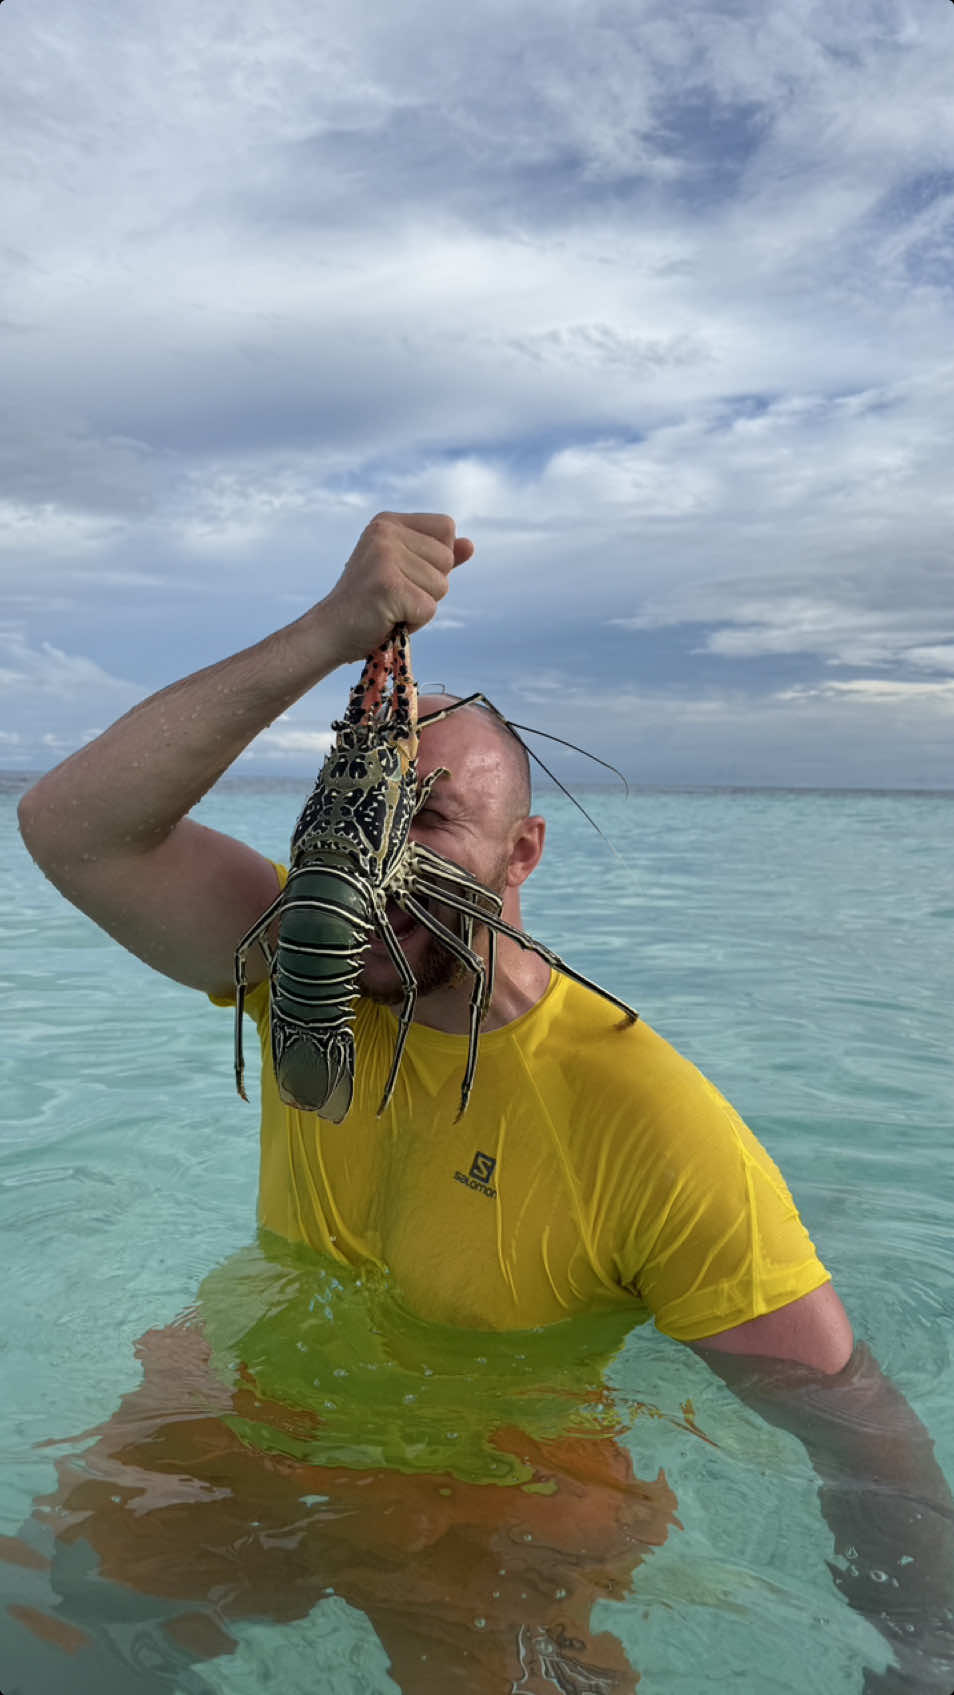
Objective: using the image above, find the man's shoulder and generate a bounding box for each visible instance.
[541,974,745,1138]
[543,973,690,1073]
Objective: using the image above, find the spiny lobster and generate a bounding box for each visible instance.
[233,623,637,1123]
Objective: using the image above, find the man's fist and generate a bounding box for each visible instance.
[320,512,474,663]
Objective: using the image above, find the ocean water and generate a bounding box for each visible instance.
[2,776,953,1694]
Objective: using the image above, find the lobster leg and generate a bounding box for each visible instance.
[483,910,636,1026]
[407,841,503,915]
[398,893,491,1120]
[368,900,419,1115]
[408,853,638,1029]
[455,909,496,1019]
[485,922,497,1020]
[233,887,287,1101]
[404,845,501,1016]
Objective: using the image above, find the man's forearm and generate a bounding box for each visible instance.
[809,1349,954,1692]
[18,602,346,866]
[704,1343,954,1690]
[821,1470,954,1693]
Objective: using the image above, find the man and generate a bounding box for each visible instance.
[13,513,954,1691]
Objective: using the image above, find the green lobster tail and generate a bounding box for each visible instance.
[274,1027,356,1123]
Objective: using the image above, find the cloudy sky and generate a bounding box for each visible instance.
[2,0,953,787]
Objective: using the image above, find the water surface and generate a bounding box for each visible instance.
[2,780,953,1692]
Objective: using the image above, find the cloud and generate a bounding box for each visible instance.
[779,679,954,707]
[0,498,128,559]
[429,615,468,631]
[905,645,954,675]
[2,1,954,785]
[0,627,139,698]
[242,725,335,760]
[0,627,143,768]
[692,598,946,669]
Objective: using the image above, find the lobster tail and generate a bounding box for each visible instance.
[266,862,373,1121]
[274,1024,356,1122]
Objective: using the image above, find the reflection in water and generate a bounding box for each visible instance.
[7,1233,682,1693]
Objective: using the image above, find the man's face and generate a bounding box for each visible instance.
[357,710,515,1006]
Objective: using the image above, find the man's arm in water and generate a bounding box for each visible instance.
[693,1290,954,1692]
[17,513,471,996]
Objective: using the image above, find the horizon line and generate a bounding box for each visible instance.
[4,771,954,800]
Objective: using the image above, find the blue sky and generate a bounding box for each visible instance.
[2,0,953,787]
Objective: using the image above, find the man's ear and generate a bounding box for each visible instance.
[507,815,545,887]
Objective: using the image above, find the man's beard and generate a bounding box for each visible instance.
[360,924,462,1005]
[359,857,509,1007]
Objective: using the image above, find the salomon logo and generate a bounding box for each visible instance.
[453,1150,497,1199]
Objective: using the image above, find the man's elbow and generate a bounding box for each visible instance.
[18,780,64,869]
[17,782,48,861]
[18,777,90,886]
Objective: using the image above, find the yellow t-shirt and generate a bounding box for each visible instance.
[214,863,830,1342]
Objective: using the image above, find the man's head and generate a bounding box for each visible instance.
[417,691,532,829]
[358,693,545,1005]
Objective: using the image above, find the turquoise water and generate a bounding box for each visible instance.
[2,778,954,1693]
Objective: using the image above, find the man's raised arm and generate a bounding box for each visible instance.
[17,513,471,998]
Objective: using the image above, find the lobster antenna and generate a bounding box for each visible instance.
[503,720,630,796]
[418,688,628,859]
[502,726,623,860]
[446,697,626,857]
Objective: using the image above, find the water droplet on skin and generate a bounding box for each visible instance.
[492,1590,501,1599]
[522,1532,533,1542]
[473,1618,486,1630]
[554,1588,567,1599]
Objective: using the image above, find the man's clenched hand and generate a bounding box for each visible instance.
[319,511,474,664]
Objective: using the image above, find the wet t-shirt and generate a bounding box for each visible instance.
[211,863,830,1341]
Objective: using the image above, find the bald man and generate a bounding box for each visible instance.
[15,514,954,1694]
